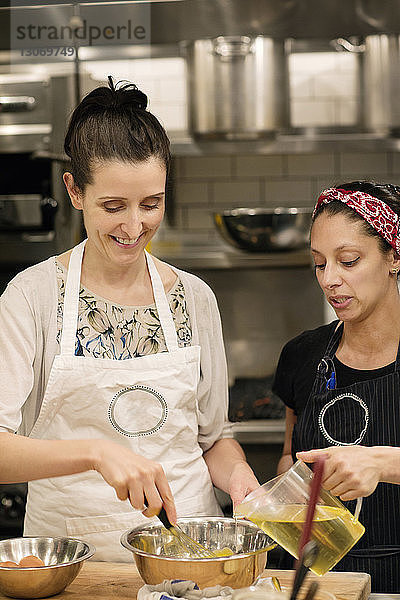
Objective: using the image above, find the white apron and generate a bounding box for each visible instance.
[24,240,222,561]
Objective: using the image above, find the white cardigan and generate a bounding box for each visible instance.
[0,255,232,450]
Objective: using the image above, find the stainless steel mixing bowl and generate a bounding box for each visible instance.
[214,207,312,252]
[0,537,95,599]
[121,517,276,589]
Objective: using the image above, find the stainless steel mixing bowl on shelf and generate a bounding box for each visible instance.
[214,207,312,252]
[121,517,276,589]
[0,536,95,599]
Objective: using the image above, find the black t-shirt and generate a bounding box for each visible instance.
[272,320,395,416]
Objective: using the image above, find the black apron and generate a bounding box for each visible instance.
[290,322,400,593]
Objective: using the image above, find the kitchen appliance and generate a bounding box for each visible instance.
[363,34,400,135]
[0,72,100,294]
[182,36,290,139]
[0,159,59,271]
[214,207,312,252]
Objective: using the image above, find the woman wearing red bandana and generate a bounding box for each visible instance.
[273,181,400,592]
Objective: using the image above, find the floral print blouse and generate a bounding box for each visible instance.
[55,260,192,358]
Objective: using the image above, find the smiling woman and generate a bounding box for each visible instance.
[272,181,400,593]
[62,158,167,304]
[0,77,260,562]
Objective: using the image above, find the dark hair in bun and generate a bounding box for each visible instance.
[64,76,171,191]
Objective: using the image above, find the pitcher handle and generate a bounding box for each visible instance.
[353,496,363,521]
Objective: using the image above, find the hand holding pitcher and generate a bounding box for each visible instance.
[297,446,383,501]
[234,460,365,576]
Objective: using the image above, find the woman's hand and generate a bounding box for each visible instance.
[91,439,177,523]
[296,446,383,500]
[203,438,260,509]
[228,460,260,508]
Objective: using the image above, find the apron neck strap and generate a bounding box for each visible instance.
[144,251,179,352]
[395,337,400,369]
[60,242,179,356]
[60,240,86,355]
[325,320,343,358]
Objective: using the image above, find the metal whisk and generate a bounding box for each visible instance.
[156,507,217,558]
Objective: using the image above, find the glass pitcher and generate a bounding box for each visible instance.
[235,460,365,576]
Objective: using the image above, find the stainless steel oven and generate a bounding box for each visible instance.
[0,150,76,294]
[0,188,59,292]
[0,71,99,294]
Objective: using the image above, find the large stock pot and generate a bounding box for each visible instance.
[182,36,289,139]
[363,34,400,135]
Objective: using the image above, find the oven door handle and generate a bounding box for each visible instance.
[21,231,55,242]
[0,96,36,112]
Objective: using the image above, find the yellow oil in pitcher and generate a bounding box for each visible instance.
[241,504,364,575]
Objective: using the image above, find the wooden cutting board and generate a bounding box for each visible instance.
[261,569,371,600]
[0,562,370,600]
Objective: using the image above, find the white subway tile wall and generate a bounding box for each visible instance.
[234,155,285,178]
[85,57,187,131]
[286,154,335,177]
[171,152,397,235]
[212,181,261,207]
[263,179,314,206]
[338,152,390,176]
[182,156,232,179]
[289,51,360,128]
[174,181,209,205]
[291,99,336,128]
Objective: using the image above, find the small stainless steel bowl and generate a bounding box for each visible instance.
[121,517,275,589]
[0,537,95,599]
[214,207,312,252]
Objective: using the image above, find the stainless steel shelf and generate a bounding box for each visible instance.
[33,131,400,159]
[232,419,286,445]
[155,246,312,270]
[170,131,400,156]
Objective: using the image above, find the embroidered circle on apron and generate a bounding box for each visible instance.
[108,385,168,437]
[318,392,369,446]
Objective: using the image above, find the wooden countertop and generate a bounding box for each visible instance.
[12,562,369,600]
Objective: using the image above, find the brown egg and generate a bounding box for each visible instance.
[18,555,45,568]
[0,561,19,568]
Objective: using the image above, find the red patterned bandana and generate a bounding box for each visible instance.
[313,187,400,254]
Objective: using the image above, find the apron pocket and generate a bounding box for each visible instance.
[65,511,156,562]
